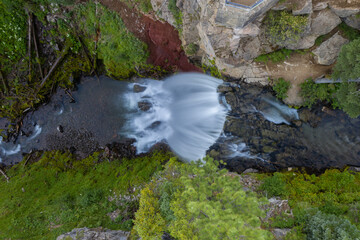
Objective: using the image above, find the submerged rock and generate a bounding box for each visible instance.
[138,100,152,111]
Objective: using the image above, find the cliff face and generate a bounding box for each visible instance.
[151,0,360,84]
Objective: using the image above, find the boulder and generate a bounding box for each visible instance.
[344,14,360,30]
[311,9,342,37]
[56,228,129,240]
[133,84,146,93]
[313,2,328,11]
[293,0,312,15]
[151,0,176,27]
[329,4,360,18]
[272,228,292,240]
[138,100,152,111]
[312,32,349,65]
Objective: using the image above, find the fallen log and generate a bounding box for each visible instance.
[31,15,44,81]
[39,47,67,88]
[0,167,10,182]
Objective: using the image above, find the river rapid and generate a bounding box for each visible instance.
[1,74,360,172]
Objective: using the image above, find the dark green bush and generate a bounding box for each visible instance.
[338,22,360,41]
[260,172,288,197]
[300,78,339,108]
[255,49,293,63]
[273,78,291,100]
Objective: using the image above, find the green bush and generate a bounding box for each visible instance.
[265,11,308,46]
[336,82,360,118]
[273,78,291,100]
[260,172,288,197]
[185,43,199,55]
[300,78,339,108]
[338,22,360,41]
[255,49,293,63]
[305,211,360,240]
[74,1,148,79]
[333,39,360,81]
[134,157,273,240]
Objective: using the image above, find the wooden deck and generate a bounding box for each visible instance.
[228,0,260,7]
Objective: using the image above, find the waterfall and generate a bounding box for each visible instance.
[124,73,228,161]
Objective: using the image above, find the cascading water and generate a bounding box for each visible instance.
[123,73,228,161]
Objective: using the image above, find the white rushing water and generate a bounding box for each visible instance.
[257,98,299,125]
[124,73,228,161]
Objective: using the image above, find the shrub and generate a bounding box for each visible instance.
[265,11,308,46]
[74,1,148,78]
[338,22,360,41]
[273,78,291,100]
[255,49,293,63]
[134,157,273,240]
[185,43,199,55]
[260,172,288,197]
[305,211,360,240]
[332,39,360,81]
[300,78,339,108]
[336,82,360,118]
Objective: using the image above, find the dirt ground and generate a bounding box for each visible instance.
[263,52,333,105]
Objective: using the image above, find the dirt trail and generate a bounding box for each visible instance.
[98,0,201,72]
[264,52,333,105]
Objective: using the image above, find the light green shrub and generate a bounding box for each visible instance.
[273,78,291,100]
[305,211,360,240]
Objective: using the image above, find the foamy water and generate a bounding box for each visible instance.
[123,73,228,161]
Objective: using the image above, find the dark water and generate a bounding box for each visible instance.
[1,75,360,172]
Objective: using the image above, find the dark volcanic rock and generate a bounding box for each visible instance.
[138,101,152,111]
[133,84,146,93]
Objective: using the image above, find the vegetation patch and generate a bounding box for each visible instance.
[338,22,360,41]
[74,1,149,79]
[255,49,293,64]
[134,157,273,239]
[272,78,291,101]
[0,150,172,239]
[168,0,182,31]
[265,11,308,47]
[258,169,360,238]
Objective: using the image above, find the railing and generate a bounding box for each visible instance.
[225,0,265,10]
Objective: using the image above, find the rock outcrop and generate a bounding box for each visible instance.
[151,0,360,81]
[57,228,129,240]
[313,32,349,65]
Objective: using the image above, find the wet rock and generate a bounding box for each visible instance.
[57,125,64,133]
[292,120,302,127]
[299,109,321,127]
[217,85,233,93]
[312,32,349,65]
[105,139,137,160]
[133,84,146,93]
[56,227,129,240]
[138,101,152,111]
[242,168,259,173]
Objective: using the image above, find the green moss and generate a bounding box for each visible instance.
[0,150,172,239]
[168,0,182,32]
[74,1,149,79]
[338,22,360,41]
[185,43,198,56]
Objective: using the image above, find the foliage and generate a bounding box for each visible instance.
[202,58,223,79]
[255,49,293,63]
[265,11,308,46]
[300,78,340,108]
[0,150,172,239]
[272,78,291,101]
[134,157,273,240]
[74,1,148,79]
[260,172,288,198]
[338,22,360,41]
[185,43,199,55]
[0,1,27,63]
[168,0,182,31]
[305,211,360,240]
[336,82,360,118]
[332,39,360,81]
